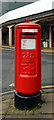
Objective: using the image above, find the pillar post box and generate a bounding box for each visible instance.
[15,19,41,110]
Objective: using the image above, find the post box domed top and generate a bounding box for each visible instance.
[15,19,41,28]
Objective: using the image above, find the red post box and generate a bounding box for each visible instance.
[15,19,41,110]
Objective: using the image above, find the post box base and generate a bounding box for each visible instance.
[14,91,41,110]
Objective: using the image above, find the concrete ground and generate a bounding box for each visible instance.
[1,88,54,120]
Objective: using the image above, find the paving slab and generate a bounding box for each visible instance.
[5,114,53,119]
[2,93,14,100]
[6,94,52,115]
[2,98,12,115]
[1,90,54,120]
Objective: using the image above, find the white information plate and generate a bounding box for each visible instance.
[22,29,38,33]
[21,38,36,49]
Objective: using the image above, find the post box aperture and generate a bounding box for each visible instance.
[15,21,41,110]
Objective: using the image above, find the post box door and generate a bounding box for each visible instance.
[19,33,38,76]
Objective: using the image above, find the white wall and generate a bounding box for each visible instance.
[0,0,53,24]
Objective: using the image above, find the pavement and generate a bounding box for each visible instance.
[41,48,54,53]
[0,88,54,120]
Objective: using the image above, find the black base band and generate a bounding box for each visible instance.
[14,91,41,110]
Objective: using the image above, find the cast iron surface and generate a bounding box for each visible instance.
[14,91,41,110]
